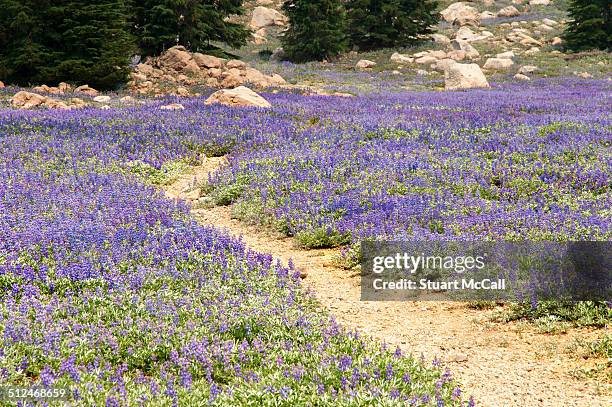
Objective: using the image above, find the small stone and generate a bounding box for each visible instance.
[356,59,377,69]
[74,84,98,96]
[483,57,514,70]
[432,58,457,72]
[496,51,515,59]
[448,352,468,363]
[514,73,530,81]
[160,103,185,110]
[519,65,538,74]
[497,6,520,18]
[428,50,447,59]
[93,95,111,103]
[390,52,413,64]
[431,34,451,45]
[176,86,190,96]
[574,71,593,79]
[415,56,438,65]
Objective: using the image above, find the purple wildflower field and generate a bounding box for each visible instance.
[207,79,611,246]
[0,77,609,405]
[0,87,463,405]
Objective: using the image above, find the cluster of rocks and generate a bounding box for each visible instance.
[439,2,562,51]
[129,46,286,95]
[9,86,137,110]
[9,83,103,109]
[442,0,552,24]
[10,91,89,110]
[371,1,568,88]
[30,83,99,96]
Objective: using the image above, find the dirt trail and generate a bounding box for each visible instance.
[165,159,610,407]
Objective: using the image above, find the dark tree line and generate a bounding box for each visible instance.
[0,0,249,89]
[281,0,612,62]
[282,0,440,62]
[1,0,608,88]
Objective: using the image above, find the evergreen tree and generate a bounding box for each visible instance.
[0,1,59,84]
[346,0,439,51]
[281,0,348,62]
[131,0,250,57]
[0,0,134,89]
[50,1,135,89]
[563,0,611,52]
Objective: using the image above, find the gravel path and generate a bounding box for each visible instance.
[164,159,610,407]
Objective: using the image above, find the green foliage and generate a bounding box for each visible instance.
[573,333,611,359]
[52,1,135,89]
[0,0,250,87]
[0,0,134,89]
[563,0,611,52]
[0,1,55,84]
[127,159,189,185]
[281,0,349,62]
[346,0,439,50]
[494,300,611,328]
[295,227,351,249]
[130,0,250,57]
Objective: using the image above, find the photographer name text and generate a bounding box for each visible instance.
[372,278,506,291]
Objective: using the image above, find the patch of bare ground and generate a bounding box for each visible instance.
[164,159,611,407]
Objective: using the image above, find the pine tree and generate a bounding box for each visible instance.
[50,1,135,89]
[131,0,250,57]
[0,1,59,84]
[563,0,611,52]
[346,0,439,51]
[0,0,134,89]
[281,0,348,62]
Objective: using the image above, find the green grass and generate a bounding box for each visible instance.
[493,300,611,328]
[127,159,190,186]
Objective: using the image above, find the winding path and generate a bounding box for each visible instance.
[164,158,610,407]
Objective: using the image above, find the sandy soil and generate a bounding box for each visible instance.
[164,158,610,407]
